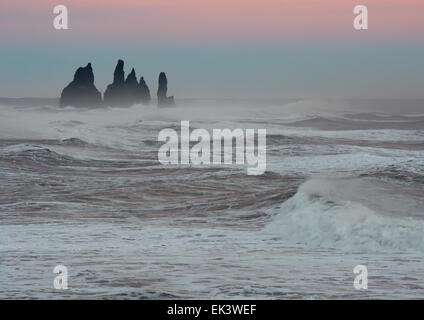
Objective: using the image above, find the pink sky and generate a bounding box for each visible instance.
[1,0,423,42]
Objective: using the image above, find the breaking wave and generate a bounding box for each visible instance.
[265,178,424,253]
[0,144,77,165]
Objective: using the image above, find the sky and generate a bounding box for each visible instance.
[0,0,423,98]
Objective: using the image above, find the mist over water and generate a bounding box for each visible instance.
[1,98,424,299]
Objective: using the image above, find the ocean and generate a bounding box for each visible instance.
[0,98,423,299]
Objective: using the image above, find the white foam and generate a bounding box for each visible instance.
[264,178,424,253]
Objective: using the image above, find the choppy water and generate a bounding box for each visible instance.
[1,99,424,299]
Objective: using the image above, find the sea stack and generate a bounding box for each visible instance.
[59,63,102,107]
[59,60,172,108]
[104,59,127,106]
[124,68,139,106]
[157,72,175,107]
[138,77,151,105]
[104,60,150,107]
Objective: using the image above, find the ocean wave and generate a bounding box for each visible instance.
[264,178,424,253]
[59,137,91,146]
[284,115,424,131]
[0,144,80,166]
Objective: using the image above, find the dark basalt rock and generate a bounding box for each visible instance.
[60,59,175,108]
[157,72,175,107]
[104,59,128,106]
[59,63,102,107]
[124,68,139,106]
[104,60,150,107]
[138,77,151,105]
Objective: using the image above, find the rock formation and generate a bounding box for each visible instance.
[59,59,174,108]
[124,68,139,106]
[103,59,127,106]
[59,63,102,107]
[157,72,175,107]
[104,60,151,107]
[138,77,151,105]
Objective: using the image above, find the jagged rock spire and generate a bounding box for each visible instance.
[157,72,175,107]
[125,68,138,86]
[138,76,151,105]
[113,59,125,85]
[104,59,128,106]
[125,68,140,106]
[59,63,102,107]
